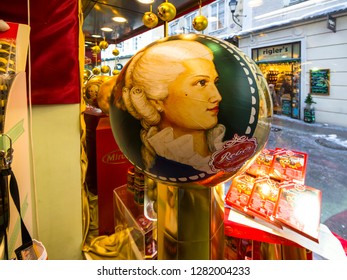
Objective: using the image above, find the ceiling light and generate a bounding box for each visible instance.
[137,0,155,4]
[112,16,127,23]
[91,34,102,38]
[101,27,113,32]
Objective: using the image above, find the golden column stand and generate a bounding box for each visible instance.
[156,182,225,260]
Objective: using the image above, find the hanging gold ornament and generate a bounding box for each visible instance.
[91,45,101,54]
[143,11,159,28]
[99,40,109,50]
[101,65,111,74]
[112,69,120,75]
[192,1,208,31]
[83,74,89,83]
[157,2,176,22]
[112,48,120,56]
[143,4,158,29]
[192,15,208,31]
[92,67,101,75]
[83,69,92,83]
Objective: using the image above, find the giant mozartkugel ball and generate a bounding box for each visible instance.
[109,34,272,187]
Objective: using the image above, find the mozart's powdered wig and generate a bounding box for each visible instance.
[114,39,215,168]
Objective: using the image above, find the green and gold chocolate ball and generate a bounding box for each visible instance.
[109,34,272,187]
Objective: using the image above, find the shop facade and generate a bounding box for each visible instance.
[237,10,347,127]
[252,42,301,119]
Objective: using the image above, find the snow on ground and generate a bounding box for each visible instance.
[313,134,347,148]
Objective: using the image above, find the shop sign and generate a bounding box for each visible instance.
[282,99,292,117]
[310,69,330,95]
[257,44,292,61]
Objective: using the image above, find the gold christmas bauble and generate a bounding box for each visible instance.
[101,65,111,74]
[157,2,176,22]
[83,69,92,83]
[83,73,89,83]
[112,69,120,75]
[99,40,109,50]
[92,67,101,75]
[84,75,110,108]
[142,12,158,28]
[112,48,120,56]
[91,45,101,54]
[192,15,208,31]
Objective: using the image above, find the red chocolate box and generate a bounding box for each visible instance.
[96,117,133,235]
[274,183,322,242]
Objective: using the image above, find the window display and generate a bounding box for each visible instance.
[257,61,301,119]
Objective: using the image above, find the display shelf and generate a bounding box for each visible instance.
[113,185,157,260]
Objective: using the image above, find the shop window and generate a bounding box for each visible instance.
[168,20,179,36]
[256,61,301,118]
[116,42,124,53]
[252,42,302,119]
[185,13,197,33]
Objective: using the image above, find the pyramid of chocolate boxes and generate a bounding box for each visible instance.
[225,148,322,242]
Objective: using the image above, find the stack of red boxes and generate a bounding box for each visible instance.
[224,147,318,260]
[96,116,133,235]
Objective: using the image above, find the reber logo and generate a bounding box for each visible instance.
[210,134,257,172]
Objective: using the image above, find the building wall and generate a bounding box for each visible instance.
[32,104,83,260]
[304,15,347,126]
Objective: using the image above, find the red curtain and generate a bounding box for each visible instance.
[0,0,81,104]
